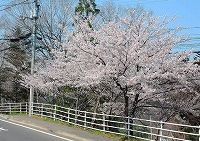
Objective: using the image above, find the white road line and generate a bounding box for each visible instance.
[0,118,74,141]
[0,127,8,131]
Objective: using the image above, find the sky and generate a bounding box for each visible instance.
[96,0,200,52]
[97,0,200,30]
[0,0,200,52]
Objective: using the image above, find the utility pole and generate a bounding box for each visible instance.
[29,0,40,117]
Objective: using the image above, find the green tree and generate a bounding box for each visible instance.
[75,0,100,19]
[75,0,100,28]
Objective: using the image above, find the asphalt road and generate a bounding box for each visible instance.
[0,118,73,141]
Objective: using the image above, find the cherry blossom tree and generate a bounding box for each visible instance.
[23,8,200,118]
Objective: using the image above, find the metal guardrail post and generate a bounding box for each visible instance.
[53,105,57,121]
[31,102,33,115]
[75,109,77,124]
[127,117,130,138]
[125,116,130,138]
[103,113,106,131]
[160,121,163,141]
[41,103,43,117]
[150,116,153,140]
[67,109,70,122]
[199,126,200,141]
[25,102,28,114]
[20,103,22,113]
[9,103,11,114]
[84,111,87,128]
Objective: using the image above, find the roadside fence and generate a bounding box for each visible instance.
[0,102,199,141]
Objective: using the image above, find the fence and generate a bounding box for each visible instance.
[0,102,199,141]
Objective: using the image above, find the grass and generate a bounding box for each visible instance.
[7,112,142,141]
[4,111,27,116]
[32,115,142,141]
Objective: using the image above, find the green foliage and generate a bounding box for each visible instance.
[75,0,100,28]
[62,86,77,93]
[184,127,199,141]
[75,0,100,18]
[31,115,140,141]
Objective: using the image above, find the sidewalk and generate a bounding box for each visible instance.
[0,114,116,141]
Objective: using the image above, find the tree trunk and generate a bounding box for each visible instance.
[131,93,140,117]
[130,93,140,136]
[124,93,129,117]
[92,96,100,127]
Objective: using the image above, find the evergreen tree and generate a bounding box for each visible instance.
[75,0,100,28]
[75,0,100,19]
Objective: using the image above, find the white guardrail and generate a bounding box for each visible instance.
[0,102,199,141]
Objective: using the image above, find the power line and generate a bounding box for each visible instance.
[0,0,33,12]
[0,0,24,7]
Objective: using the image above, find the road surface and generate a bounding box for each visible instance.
[0,118,73,141]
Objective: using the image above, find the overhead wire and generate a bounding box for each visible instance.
[0,0,199,47]
[0,0,33,12]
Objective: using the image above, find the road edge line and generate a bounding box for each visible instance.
[0,118,74,141]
